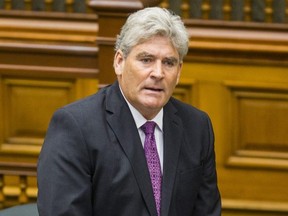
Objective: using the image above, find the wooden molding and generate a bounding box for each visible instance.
[227,156,288,170]
[0,10,98,21]
[174,79,197,105]
[0,17,98,43]
[89,0,143,12]
[222,198,288,213]
[185,20,288,66]
[223,80,288,170]
[0,64,99,78]
[0,162,36,176]
[89,0,161,12]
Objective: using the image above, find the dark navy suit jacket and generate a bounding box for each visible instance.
[37,81,221,216]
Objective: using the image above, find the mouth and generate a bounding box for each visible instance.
[144,87,163,92]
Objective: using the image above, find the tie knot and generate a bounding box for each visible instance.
[141,121,156,135]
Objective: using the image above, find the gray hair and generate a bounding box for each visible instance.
[115,7,189,61]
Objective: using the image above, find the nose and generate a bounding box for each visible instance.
[151,60,164,79]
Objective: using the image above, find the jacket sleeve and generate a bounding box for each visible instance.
[37,108,93,216]
[193,113,222,216]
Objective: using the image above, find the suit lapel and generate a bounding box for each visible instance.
[105,82,158,216]
[161,102,183,216]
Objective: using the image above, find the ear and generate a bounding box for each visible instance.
[114,50,125,76]
[175,62,182,85]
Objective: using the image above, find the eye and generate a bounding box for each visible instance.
[140,58,153,64]
[163,59,177,68]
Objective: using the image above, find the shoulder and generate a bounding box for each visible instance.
[48,85,110,126]
[59,84,114,114]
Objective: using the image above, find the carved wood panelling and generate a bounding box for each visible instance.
[173,79,196,104]
[0,75,98,209]
[224,80,288,170]
[0,1,100,209]
[162,0,288,23]
[0,173,37,209]
[0,162,37,209]
[181,62,288,215]
[222,198,288,216]
[1,77,76,155]
[0,0,93,13]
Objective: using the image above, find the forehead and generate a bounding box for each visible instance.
[130,36,179,58]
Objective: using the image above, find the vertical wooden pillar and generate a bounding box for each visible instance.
[89,0,161,85]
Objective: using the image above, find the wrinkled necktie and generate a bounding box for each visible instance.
[141,121,162,216]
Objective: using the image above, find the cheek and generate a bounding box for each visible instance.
[120,73,143,98]
[167,74,180,88]
[121,64,133,81]
[123,66,147,85]
[123,71,139,86]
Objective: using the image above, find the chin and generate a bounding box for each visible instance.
[144,103,164,110]
[140,98,166,109]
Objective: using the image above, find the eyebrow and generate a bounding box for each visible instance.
[135,52,154,59]
[136,52,179,63]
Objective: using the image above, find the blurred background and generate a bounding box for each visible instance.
[0,0,287,215]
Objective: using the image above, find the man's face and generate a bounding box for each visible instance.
[114,36,182,119]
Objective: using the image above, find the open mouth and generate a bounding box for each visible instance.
[145,87,163,92]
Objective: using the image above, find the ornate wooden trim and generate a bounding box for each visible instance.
[222,198,288,213]
[185,20,288,66]
[0,162,36,176]
[0,64,99,78]
[89,0,143,12]
[89,0,161,11]
[223,80,288,170]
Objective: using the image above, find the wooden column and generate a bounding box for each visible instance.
[89,0,161,85]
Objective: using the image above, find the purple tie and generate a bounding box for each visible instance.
[141,121,162,216]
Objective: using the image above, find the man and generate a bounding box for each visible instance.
[37,7,221,216]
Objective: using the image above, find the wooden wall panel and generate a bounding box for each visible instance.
[225,81,288,170]
[0,12,99,208]
[0,74,98,209]
[1,175,37,208]
[2,78,75,154]
[181,22,288,215]
[0,75,98,157]
[181,62,288,216]
[172,79,196,104]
